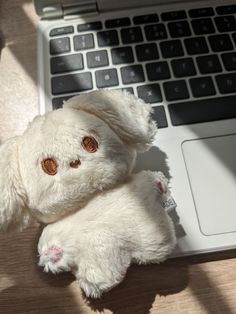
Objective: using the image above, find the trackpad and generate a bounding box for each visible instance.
[182,134,236,235]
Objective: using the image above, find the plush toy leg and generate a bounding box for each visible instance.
[39,230,132,298]
[72,229,132,298]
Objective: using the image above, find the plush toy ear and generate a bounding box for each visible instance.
[0,137,29,232]
[64,90,157,152]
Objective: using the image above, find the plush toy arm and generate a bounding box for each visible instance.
[0,138,29,231]
[64,90,157,152]
[38,227,131,298]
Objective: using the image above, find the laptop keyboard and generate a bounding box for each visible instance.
[49,4,236,128]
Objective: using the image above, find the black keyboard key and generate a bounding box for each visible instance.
[196,54,222,74]
[95,69,118,88]
[161,10,187,21]
[189,7,214,18]
[121,65,144,84]
[111,47,134,64]
[120,87,134,94]
[215,16,236,32]
[97,30,119,47]
[208,34,233,52]
[135,43,159,61]
[190,76,216,97]
[168,96,236,125]
[146,61,170,81]
[216,5,236,15]
[51,54,83,74]
[160,40,184,58]
[222,52,236,71]
[168,21,191,38]
[192,18,215,34]
[105,18,130,28]
[50,37,70,55]
[74,34,94,50]
[78,22,102,32]
[133,14,159,25]
[137,84,162,103]
[216,73,236,94]
[50,26,74,37]
[151,106,168,128]
[184,37,209,55]
[171,58,196,77]
[86,50,108,68]
[145,23,167,41]
[51,73,92,95]
[121,27,143,44]
[52,95,74,110]
[163,80,189,101]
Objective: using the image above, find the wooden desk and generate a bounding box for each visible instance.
[0,1,236,313]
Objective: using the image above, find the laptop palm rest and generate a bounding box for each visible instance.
[182,134,236,236]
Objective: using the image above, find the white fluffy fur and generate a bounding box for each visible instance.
[0,89,176,297]
[38,170,176,298]
[0,138,30,231]
[0,90,156,229]
[65,89,157,152]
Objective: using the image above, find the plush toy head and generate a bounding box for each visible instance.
[0,90,157,231]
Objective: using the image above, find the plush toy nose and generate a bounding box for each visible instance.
[43,246,64,263]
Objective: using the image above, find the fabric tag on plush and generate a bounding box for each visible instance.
[160,194,177,212]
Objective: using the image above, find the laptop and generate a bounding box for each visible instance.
[33,0,236,256]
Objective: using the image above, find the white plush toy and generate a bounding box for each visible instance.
[0,90,176,298]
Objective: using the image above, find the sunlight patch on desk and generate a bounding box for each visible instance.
[0,275,15,292]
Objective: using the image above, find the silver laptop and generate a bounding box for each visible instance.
[33,0,236,256]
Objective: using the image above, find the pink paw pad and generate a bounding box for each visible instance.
[43,246,64,264]
[155,179,168,195]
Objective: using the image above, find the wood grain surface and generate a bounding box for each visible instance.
[0,1,236,313]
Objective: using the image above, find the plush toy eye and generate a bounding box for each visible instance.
[82,136,98,153]
[41,158,58,176]
[70,159,81,168]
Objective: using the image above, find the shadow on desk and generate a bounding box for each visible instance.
[87,251,236,314]
[87,262,188,314]
[1,223,235,314]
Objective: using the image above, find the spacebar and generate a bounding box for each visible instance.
[168,96,236,126]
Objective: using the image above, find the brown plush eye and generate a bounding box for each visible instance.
[41,158,58,176]
[82,136,98,153]
[70,160,81,168]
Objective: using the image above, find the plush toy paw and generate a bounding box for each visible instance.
[154,172,169,195]
[78,274,113,299]
[79,278,103,298]
[42,246,64,263]
[154,172,177,214]
[75,260,127,298]
[39,245,72,274]
[155,179,167,195]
